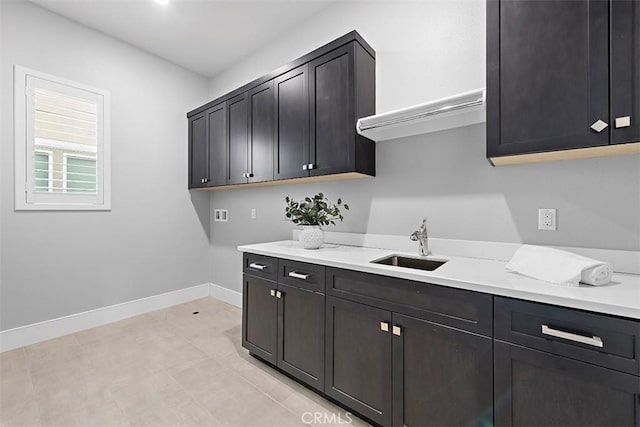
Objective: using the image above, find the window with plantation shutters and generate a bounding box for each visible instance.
[14,66,110,210]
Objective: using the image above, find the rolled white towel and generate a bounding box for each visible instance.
[505,245,613,287]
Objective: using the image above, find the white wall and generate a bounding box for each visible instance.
[0,1,213,330]
[207,0,640,294]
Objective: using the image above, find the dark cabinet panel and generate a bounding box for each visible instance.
[248,81,274,183]
[325,296,392,426]
[227,93,249,185]
[494,340,640,427]
[392,313,494,427]
[610,0,640,145]
[494,296,640,375]
[277,283,324,392]
[487,0,610,157]
[274,65,309,180]
[188,112,207,188]
[242,274,278,364]
[309,45,355,176]
[207,103,227,186]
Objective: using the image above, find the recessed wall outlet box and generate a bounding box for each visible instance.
[251,208,257,219]
[214,209,228,222]
[538,208,556,231]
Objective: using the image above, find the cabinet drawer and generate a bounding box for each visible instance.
[326,267,492,336]
[495,297,640,375]
[278,259,325,293]
[243,253,277,281]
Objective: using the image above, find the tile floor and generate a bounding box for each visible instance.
[0,297,370,427]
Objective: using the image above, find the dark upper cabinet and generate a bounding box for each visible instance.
[494,341,640,427]
[392,313,494,427]
[248,81,274,183]
[188,111,208,188]
[325,296,393,426]
[487,0,640,163]
[207,103,227,186]
[309,42,376,177]
[610,0,640,145]
[187,31,375,189]
[227,93,249,185]
[274,65,309,180]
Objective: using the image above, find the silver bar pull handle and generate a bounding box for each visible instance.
[288,271,310,280]
[249,263,267,270]
[275,291,282,299]
[541,324,603,348]
[302,164,308,171]
[392,326,402,336]
[270,289,276,297]
[307,163,314,170]
[380,322,389,332]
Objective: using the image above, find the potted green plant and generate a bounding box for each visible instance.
[285,193,349,249]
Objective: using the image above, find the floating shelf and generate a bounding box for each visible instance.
[356,88,486,142]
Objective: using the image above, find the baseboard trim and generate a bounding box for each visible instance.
[0,283,211,353]
[209,283,242,308]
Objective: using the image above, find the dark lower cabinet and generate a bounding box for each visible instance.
[392,313,494,427]
[242,274,277,364]
[325,296,393,426]
[277,283,324,392]
[494,340,640,427]
[243,259,325,393]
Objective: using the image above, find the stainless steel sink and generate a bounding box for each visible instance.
[371,255,447,271]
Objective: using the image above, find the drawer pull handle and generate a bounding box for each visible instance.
[288,271,310,280]
[249,263,267,270]
[541,324,603,348]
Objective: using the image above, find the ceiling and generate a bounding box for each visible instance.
[28,0,339,78]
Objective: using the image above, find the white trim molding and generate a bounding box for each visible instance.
[209,283,242,308]
[0,284,211,353]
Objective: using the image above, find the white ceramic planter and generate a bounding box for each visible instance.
[299,226,324,249]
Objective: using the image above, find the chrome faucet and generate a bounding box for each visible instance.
[410,218,430,256]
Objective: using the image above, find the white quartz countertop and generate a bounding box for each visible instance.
[238,240,640,320]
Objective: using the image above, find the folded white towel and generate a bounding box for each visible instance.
[505,245,613,287]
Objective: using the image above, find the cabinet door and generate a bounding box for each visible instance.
[277,283,324,392]
[274,65,310,180]
[227,93,249,185]
[494,341,640,427]
[392,313,493,427]
[188,112,208,188]
[325,296,392,426]
[207,103,226,186]
[242,274,278,364]
[487,0,610,157]
[610,0,640,145]
[309,44,356,176]
[248,81,274,183]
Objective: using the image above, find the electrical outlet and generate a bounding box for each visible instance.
[538,208,556,231]
[251,208,257,219]
[214,209,228,222]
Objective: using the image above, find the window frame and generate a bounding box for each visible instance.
[14,65,111,211]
